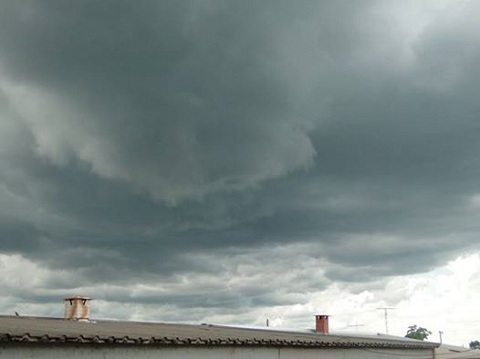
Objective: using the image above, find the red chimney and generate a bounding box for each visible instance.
[315,314,329,334]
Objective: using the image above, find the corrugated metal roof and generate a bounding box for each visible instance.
[0,315,438,349]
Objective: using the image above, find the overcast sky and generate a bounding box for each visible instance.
[1,0,480,346]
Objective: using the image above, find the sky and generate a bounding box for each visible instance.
[0,0,480,347]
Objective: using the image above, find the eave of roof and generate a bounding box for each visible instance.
[0,316,439,349]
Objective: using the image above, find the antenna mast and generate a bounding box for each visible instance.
[376,307,395,334]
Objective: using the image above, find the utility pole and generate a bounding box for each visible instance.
[377,307,395,334]
[439,331,444,344]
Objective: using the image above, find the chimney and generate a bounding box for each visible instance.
[315,314,329,334]
[64,295,91,321]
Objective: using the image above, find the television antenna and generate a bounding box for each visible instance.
[377,307,395,334]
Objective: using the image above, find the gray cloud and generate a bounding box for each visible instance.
[0,0,318,203]
[0,0,480,328]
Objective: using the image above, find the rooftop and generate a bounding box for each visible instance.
[0,315,438,349]
[435,345,480,359]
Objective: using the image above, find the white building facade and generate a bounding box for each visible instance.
[0,345,434,359]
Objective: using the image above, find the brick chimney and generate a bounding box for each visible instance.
[315,314,329,334]
[64,296,91,321]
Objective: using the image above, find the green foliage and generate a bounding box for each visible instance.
[405,325,432,341]
[470,340,480,349]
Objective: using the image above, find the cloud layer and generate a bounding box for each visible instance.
[1,0,480,346]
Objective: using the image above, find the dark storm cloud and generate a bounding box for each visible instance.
[1,0,480,319]
[0,0,317,202]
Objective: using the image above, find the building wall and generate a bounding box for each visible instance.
[0,345,433,359]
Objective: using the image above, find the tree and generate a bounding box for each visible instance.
[405,325,432,341]
[470,340,480,349]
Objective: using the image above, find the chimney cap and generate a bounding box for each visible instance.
[64,295,91,301]
[63,295,92,303]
